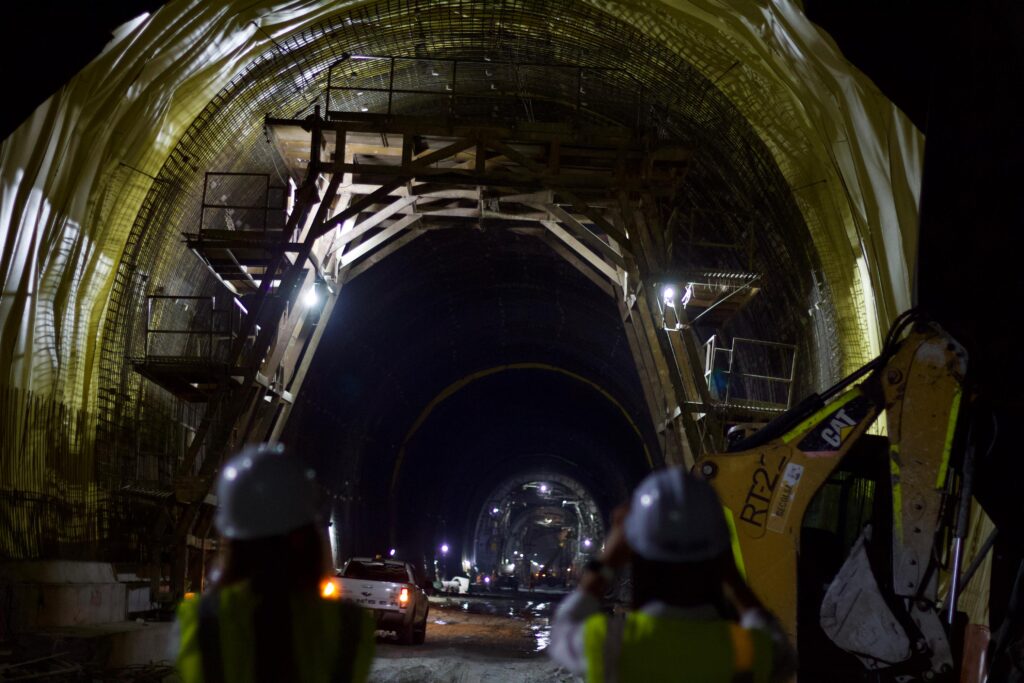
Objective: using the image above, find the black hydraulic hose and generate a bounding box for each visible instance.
[726,354,884,453]
[725,309,923,453]
[958,528,998,595]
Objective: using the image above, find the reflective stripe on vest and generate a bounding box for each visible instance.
[583,611,773,683]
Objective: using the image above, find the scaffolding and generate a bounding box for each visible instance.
[184,173,293,294]
[703,334,797,412]
[130,295,254,402]
[324,55,649,129]
[112,37,818,597]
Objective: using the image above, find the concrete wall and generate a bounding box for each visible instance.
[0,561,127,631]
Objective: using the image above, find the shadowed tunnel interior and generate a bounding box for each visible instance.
[3,0,914,572]
[10,0,1022,679]
[284,227,656,565]
[115,1,854,572]
[1,1,949,657]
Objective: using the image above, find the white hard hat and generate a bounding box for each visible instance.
[214,444,320,540]
[623,468,730,562]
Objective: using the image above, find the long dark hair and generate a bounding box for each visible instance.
[215,523,329,594]
[632,554,734,618]
[211,523,330,682]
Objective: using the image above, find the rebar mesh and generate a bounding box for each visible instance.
[82,0,851,562]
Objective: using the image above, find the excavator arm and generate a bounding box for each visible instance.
[696,315,967,680]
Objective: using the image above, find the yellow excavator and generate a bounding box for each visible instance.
[696,310,975,680]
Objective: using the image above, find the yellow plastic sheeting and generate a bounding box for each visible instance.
[0,0,919,415]
[600,0,920,364]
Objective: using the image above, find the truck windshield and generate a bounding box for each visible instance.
[342,561,409,582]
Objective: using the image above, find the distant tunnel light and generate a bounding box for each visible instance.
[583,539,592,548]
[389,548,396,557]
[539,484,549,494]
[491,507,500,514]
[662,286,676,305]
[302,287,319,307]
[440,543,449,555]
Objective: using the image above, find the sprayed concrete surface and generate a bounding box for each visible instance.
[369,595,579,683]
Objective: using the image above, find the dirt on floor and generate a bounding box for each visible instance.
[369,596,579,683]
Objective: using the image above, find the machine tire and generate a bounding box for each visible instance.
[413,618,426,644]
[398,621,416,645]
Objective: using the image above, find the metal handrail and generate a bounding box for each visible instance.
[324,55,648,128]
[143,295,249,362]
[198,172,290,239]
[703,335,798,409]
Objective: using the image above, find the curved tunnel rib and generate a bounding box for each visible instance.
[0,1,923,595]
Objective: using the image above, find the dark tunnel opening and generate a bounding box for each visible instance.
[465,470,607,591]
[390,368,649,581]
[284,227,658,567]
[9,1,1012,679]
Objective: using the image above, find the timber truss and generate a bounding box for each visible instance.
[138,98,776,596]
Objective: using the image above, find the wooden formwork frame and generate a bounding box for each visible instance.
[156,110,736,597]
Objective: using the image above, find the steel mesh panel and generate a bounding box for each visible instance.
[86,0,851,562]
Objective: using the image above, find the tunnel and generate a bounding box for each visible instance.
[284,223,658,566]
[1,0,1018,680]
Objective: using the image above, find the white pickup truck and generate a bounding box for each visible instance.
[337,557,430,644]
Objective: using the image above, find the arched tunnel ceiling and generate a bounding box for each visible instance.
[0,0,923,421]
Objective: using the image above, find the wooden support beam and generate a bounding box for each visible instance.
[342,229,426,282]
[634,289,701,464]
[618,300,667,430]
[538,233,615,297]
[408,137,479,169]
[560,195,630,248]
[321,163,647,190]
[269,285,343,443]
[316,179,406,238]
[539,203,626,270]
[501,190,554,204]
[482,139,631,246]
[315,137,482,238]
[341,214,422,267]
[663,302,718,411]
[619,198,658,278]
[541,220,620,283]
[338,195,419,246]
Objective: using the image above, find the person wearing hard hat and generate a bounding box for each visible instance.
[174,444,375,683]
[548,468,796,682]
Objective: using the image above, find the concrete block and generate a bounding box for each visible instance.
[18,621,175,670]
[0,561,127,630]
[0,561,116,583]
[107,622,175,668]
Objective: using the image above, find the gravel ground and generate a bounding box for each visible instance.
[369,596,580,683]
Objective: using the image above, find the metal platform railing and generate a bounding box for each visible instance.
[703,335,798,411]
[140,295,253,364]
[199,172,290,240]
[325,55,649,129]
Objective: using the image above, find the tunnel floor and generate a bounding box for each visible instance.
[370,595,572,682]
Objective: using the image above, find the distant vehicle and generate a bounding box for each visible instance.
[338,557,430,644]
[440,576,469,594]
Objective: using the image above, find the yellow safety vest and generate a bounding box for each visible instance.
[176,582,375,683]
[583,611,773,683]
